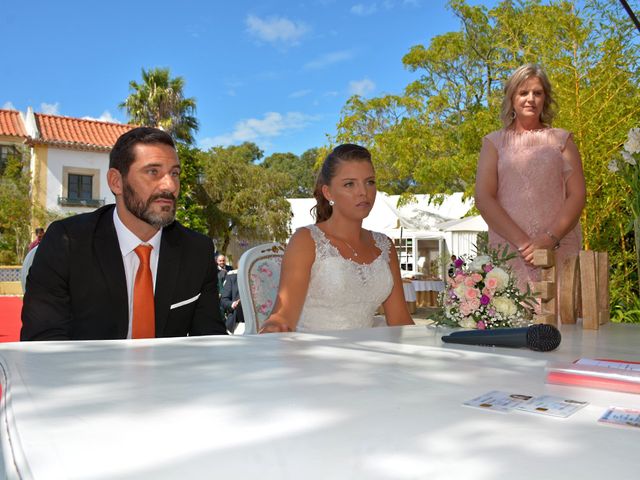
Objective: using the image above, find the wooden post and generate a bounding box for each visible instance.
[597,252,610,325]
[579,251,599,330]
[532,249,557,326]
[559,255,579,324]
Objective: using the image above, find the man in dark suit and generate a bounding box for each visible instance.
[21,127,226,340]
[220,272,244,333]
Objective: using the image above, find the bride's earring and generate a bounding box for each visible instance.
[329,200,335,206]
[511,109,516,120]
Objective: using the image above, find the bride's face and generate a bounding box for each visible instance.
[322,160,377,220]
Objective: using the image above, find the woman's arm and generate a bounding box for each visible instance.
[382,242,415,326]
[259,229,315,333]
[475,137,532,251]
[519,135,586,263]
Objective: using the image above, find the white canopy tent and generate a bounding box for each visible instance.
[287,192,487,278]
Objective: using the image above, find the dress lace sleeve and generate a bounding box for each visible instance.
[372,231,391,262]
[557,129,575,179]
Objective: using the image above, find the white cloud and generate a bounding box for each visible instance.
[82,111,121,123]
[2,101,16,110]
[289,89,312,98]
[304,50,353,70]
[246,14,309,46]
[348,78,375,96]
[351,3,378,15]
[40,102,60,115]
[200,112,314,149]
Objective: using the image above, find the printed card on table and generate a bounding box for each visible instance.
[598,407,640,429]
[515,395,588,418]
[463,390,533,413]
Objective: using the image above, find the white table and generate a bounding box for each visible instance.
[401,281,417,302]
[2,324,640,480]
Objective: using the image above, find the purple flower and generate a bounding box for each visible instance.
[483,264,494,272]
[487,308,496,316]
[454,258,464,268]
[477,320,486,330]
[480,294,490,305]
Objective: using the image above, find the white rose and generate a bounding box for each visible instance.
[468,255,491,272]
[608,159,619,172]
[485,267,510,291]
[491,296,517,316]
[622,150,637,166]
[624,128,640,155]
[459,317,477,329]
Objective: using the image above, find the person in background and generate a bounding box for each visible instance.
[28,228,45,251]
[21,127,226,340]
[216,253,232,293]
[220,271,244,333]
[475,63,585,292]
[260,144,415,333]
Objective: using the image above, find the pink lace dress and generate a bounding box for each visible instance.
[484,128,582,291]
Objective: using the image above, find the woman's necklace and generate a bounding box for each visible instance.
[340,239,359,258]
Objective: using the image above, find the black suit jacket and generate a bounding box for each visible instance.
[220,273,244,329]
[21,205,226,340]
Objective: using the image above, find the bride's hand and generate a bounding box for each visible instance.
[259,319,292,334]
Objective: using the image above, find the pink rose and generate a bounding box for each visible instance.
[477,320,486,330]
[485,277,499,290]
[471,273,483,283]
[464,277,476,287]
[465,287,480,299]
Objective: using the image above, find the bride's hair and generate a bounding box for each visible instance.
[312,144,372,223]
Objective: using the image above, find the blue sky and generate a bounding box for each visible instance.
[2,0,496,157]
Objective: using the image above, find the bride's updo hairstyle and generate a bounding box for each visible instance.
[312,143,373,223]
[501,63,556,127]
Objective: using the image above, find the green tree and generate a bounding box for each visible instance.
[199,143,292,254]
[0,148,33,264]
[262,147,319,197]
[120,67,199,144]
[333,0,640,317]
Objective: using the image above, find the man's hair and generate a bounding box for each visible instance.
[35,228,44,235]
[109,127,176,176]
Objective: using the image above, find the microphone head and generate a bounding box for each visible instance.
[526,324,561,352]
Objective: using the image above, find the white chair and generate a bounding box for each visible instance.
[237,242,286,334]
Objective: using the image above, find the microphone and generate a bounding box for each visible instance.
[441,324,561,352]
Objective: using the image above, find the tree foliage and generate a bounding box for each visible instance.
[333,0,640,315]
[0,148,33,263]
[262,147,319,197]
[120,67,199,144]
[198,143,292,254]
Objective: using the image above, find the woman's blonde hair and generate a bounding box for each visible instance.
[500,63,556,127]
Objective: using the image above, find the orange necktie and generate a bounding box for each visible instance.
[132,244,155,339]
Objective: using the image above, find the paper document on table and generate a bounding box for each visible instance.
[515,395,588,418]
[546,358,640,394]
[598,407,640,429]
[463,391,533,413]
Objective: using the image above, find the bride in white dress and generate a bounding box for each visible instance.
[260,144,415,333]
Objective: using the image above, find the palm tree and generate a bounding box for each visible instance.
[120,67,199,144]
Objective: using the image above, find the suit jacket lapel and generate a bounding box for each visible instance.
[155,223,181,335]
[94,207,129,337]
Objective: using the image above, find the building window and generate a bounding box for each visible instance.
[59,166,104,207]
[394,237,414,271]
[0,145,21,175]
[68,174,93,200]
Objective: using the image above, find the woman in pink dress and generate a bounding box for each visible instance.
[475,64,586,292]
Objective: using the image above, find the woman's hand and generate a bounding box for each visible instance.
[259,319,292,334]
[519,233,557,265]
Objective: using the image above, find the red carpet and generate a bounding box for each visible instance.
[0,297,22,343]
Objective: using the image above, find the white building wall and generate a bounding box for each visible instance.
[45,149,114,214]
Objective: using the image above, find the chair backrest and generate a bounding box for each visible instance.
[237,242,286,334]
[21,246,38,293]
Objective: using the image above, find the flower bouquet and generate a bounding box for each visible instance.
[435,245,536,329]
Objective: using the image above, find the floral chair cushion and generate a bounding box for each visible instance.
[248,255,283,329]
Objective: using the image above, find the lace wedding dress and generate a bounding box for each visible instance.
[484,128,582,291]
[296,225,394,332]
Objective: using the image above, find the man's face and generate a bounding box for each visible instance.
[121,143,180,229]
[217,256,226,268]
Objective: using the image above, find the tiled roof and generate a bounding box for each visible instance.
[34,114,135,151]
[0,109,27,137]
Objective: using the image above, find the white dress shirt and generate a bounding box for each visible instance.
[113,209,162,339]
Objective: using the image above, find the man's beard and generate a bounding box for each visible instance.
[123,181,176,229]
